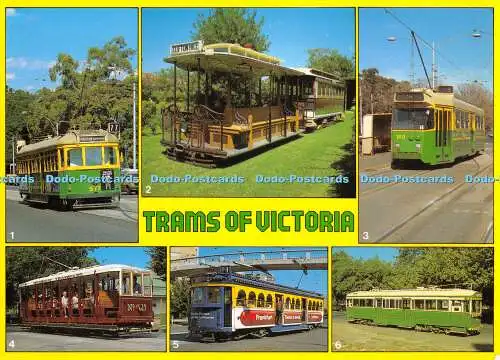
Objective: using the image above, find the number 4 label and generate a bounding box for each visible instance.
[8,340,15,348]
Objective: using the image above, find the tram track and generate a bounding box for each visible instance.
[371,162,492,243]
[360,168,435,197]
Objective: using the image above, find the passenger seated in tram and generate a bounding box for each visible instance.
[61,291,69,318]
[133,276,142,295]
[72,292,79,315]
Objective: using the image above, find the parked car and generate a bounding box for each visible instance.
[120,168,138,195]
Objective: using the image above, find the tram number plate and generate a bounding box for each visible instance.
[101,169,115,190]
[127,303,147,312]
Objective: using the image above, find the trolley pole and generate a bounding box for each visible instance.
[132,81,137,170]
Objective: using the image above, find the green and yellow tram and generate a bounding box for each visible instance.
[346,288,482,335]
[391,86,486,168]
[16,130,121,209]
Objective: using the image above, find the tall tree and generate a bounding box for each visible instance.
[146,247,167,281]
[170,278,191,319]
[192,8,270,51]
[307,49,355,80]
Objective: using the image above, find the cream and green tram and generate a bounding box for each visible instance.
[346,288,482,335]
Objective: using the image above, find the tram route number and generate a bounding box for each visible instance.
[8,340,15,349]
[172,340,180,349]
[127,303,147,312]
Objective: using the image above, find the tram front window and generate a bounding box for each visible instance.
[192,287,204,305]
[207,287,221,304]
[104,146,117,165]
[393,108,434,130]
[67,148,83,167]
[85,147,103,166]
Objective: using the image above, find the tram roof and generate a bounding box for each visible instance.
[19,264,149,287]
[192,272,324,299]
[165,42,303,76]
[395,88,484,114]
[347,288,482,299]
[294,67,342,84]
[17,130,119,156]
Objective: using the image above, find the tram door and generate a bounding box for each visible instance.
[301,298,307,322]
[435,108,451,162]
[224,287,232,328]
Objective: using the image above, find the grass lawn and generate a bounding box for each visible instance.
[141,111,354,197]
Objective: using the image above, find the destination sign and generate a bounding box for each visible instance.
[395,92,424,101]
[171,40,203,55]
[80,136,106,142]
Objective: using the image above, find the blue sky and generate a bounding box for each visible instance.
[198,247,328,296]
[142,8,354,73]
[333,247,398,262]
[6,8,138,91]
[360,8,493,89]
[91,247,152,269]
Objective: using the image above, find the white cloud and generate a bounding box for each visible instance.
[7,57,55,70]
[6,73,15,80]
[25,85,35,91]
[6,8,17,17]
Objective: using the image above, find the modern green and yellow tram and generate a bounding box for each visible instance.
[16,129,121,209]
[391,86,486,168]
[346,288,482,335]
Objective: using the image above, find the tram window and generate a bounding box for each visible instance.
[236,290,246,306]
[308,301,312,310]
[192,288,204,305]
[437,300,449,311]
[104,146,117,165]
[296,299,300,310]
[122,273,131,295]
[291,299,295,310]
[143,274,152,296]
[67,148,83,167]
[59,149,64,168]
[402,299,411,309]
[472,300,481,313]
[133,275,143,295]
[393,108,434,130]
[266,294,273,308]
[426,300,437,310]
[464,301,470,313]
[285,297,291,309]
[207,287,221,304]
[376,299,383,308]
[257,293,265,307]
[248,292,256,307]
[414,300,425,310]
[384,299,389,308]
[85,147,103,166]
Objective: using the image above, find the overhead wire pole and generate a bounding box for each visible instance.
[411,31,432,89]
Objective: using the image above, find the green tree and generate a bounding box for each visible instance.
[170,278,191,319]
[6,247,98,308]
[307,49,355,80]
[192,8,270,51]
[146,247,167,281]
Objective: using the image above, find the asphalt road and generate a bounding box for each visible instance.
[6,325,166,351]
[6,187,138,242]
[360,147,493,243]
[170,324,328,352]
[332,311,493,352]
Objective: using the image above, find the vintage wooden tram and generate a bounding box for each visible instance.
[391,86,486,168]
[16,129,121,209]
[18,264,155,335]
[162,41,345,167]
[188,272,324,341]
[346,288,482,335]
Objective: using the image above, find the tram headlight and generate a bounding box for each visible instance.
[394,143,400,152]
[415,143,421,152]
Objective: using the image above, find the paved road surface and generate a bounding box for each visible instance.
[6,325,165,351]
[6,188,137,242]
[332,312,493,352]
[360,149,493,243]
[170,324,328,351]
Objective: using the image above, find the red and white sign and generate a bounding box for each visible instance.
[239,310,275,326]
[283,311,302,324]
[308,312,323,322]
